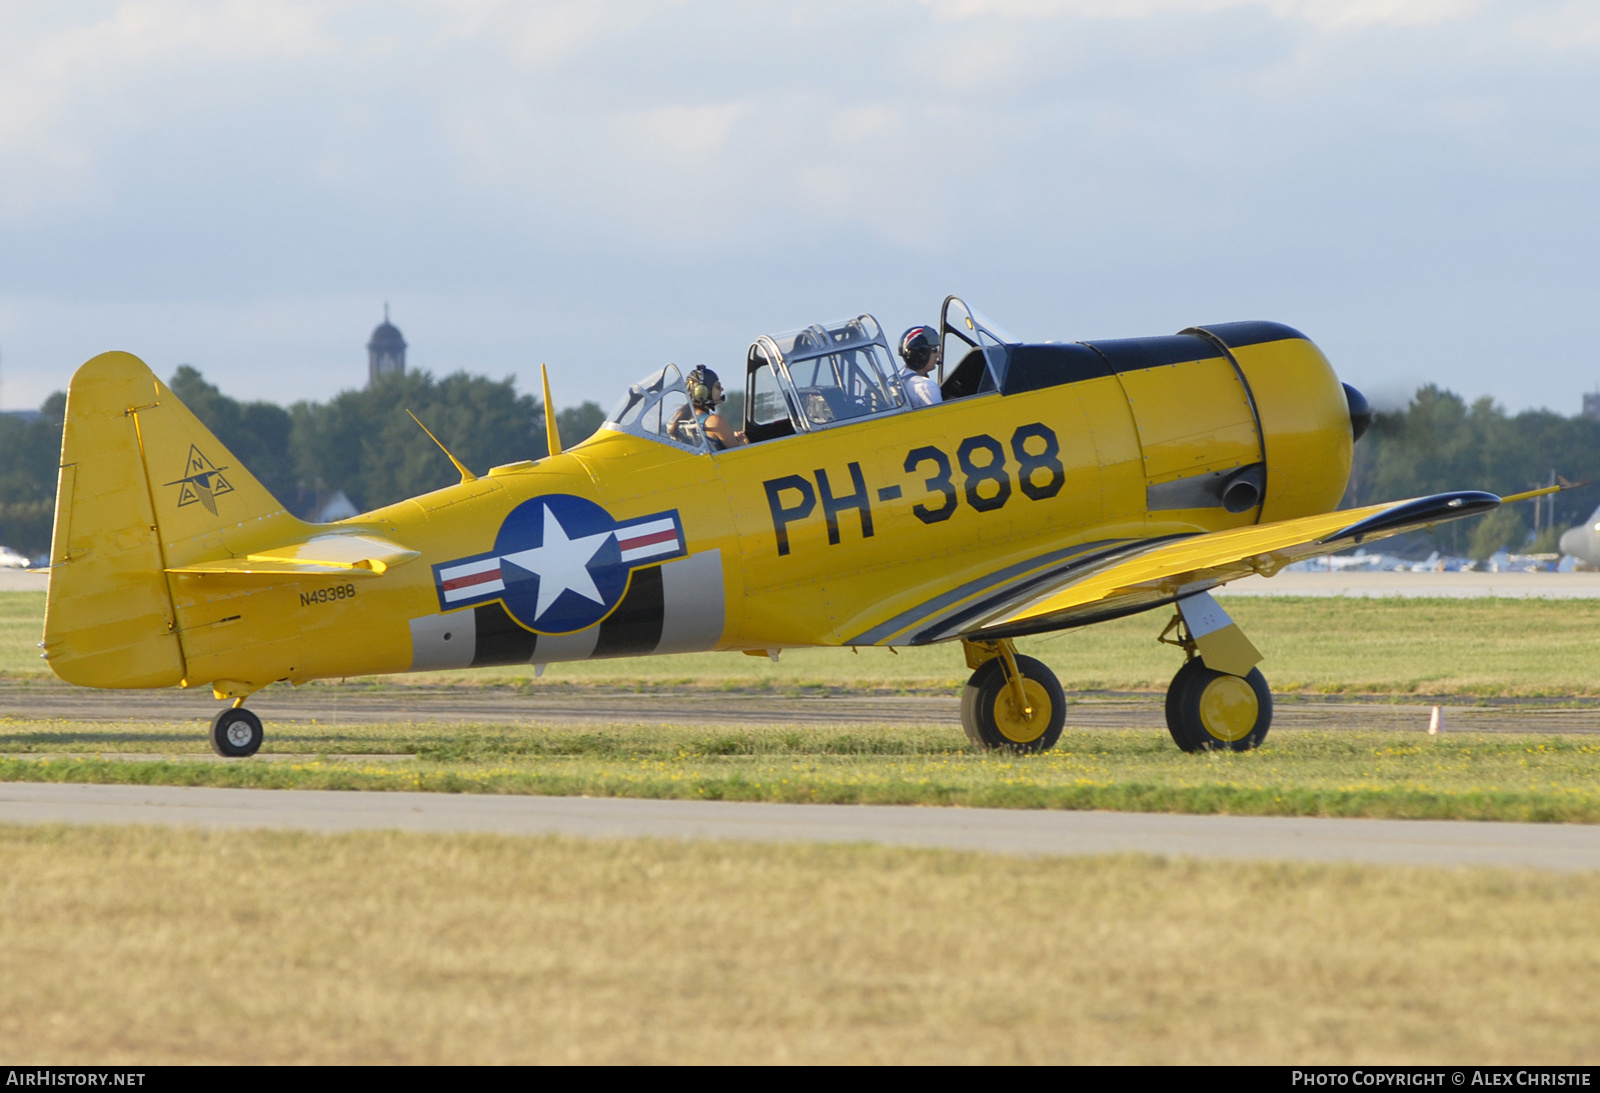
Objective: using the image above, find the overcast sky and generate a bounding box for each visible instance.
[1,0,1596,416]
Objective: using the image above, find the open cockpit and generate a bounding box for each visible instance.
[600,300,1029,453]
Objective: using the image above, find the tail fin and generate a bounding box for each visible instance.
[43,352,309,688]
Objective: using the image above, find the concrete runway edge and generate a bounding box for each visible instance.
[5,682,1600,733]
[4,782,1598,870]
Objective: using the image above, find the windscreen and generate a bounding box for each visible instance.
[939,297,1016,394]
[603,364,709,452]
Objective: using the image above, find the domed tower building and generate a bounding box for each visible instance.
[367,306,407,386]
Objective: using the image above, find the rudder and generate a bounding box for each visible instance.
[43,352,308,688]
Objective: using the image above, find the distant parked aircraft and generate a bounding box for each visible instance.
[1559,506,1600,567]
[1408,551,1443,572]
[0,546,29,569]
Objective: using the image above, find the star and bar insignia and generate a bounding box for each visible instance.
[433,494,688,635]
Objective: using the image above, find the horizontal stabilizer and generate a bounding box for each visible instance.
[168,534,419,578]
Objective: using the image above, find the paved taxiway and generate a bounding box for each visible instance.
[7,564,1598,869]
[3,782,1598,870]
[4,681,1598,734]
[1224,570,1600,597]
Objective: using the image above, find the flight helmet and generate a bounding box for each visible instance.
[899,326,938,371]
[687,366,723,410]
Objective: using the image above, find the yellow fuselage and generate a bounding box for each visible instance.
[43,325,1353,694]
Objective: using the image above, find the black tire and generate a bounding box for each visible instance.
[960,654,1066,753]
[1164,659,1271,753]
[1164,658,1208,751]
[211,707,264,758]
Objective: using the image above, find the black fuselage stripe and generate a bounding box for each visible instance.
[841,538,1127,646]
[998,326,1304,397]
[1079,334,1219,372]
[472,602,537,667]
[593,565,665,658]
[975,591,1183,642]
[1194,320,1307,349]
[910,535,1194,645]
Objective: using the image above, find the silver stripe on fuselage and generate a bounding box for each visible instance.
[408,612,476,671]
[406,548,727,671]
[657,548,725,654]
[531,624,601,664]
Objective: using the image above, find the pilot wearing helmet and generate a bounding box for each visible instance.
[897,326,943,408]
[686,366,745,450]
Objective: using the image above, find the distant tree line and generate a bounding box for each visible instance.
[0,393,68,558]
[0,367,608,557]
[1346,385,1600,559]
[4,377,1592,562]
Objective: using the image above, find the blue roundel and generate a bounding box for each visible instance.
[493,495,632,634]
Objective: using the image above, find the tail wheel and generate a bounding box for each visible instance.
[961,654,1066,753]
[1165,658,1272,753]
[210,707,264,758]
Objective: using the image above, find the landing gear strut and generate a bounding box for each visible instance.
[960,639,1066,753]
[210,706,264,758]
[1159,611,1272,753]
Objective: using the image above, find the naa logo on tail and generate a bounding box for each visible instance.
[165,444,234,515]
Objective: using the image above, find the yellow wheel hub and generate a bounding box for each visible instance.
[1197,674,1259,742]
[994,678,1053,744]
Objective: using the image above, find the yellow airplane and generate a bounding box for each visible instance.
[40,297,1557,758]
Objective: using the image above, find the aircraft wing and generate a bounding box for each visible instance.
[946,490,1502,643]
[166,534,420,578]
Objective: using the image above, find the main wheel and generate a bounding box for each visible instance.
[1164,658,1271,753]
[960,654,1066,753]
[210,707,264,758]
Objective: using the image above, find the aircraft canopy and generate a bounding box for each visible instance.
[746,314,907,440]
[604,363,710,452]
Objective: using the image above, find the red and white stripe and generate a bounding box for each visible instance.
[439,557,505,602]
[616,517,681,563]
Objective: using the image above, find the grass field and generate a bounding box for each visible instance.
[9,591,1600,821]
[6,719,1600,822]
[0,593,44,679]
[7,591,1600,695]
[9,594,1600,1065]
[0,824,1594,1064]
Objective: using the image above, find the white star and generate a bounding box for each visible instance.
[499,505,614,622]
